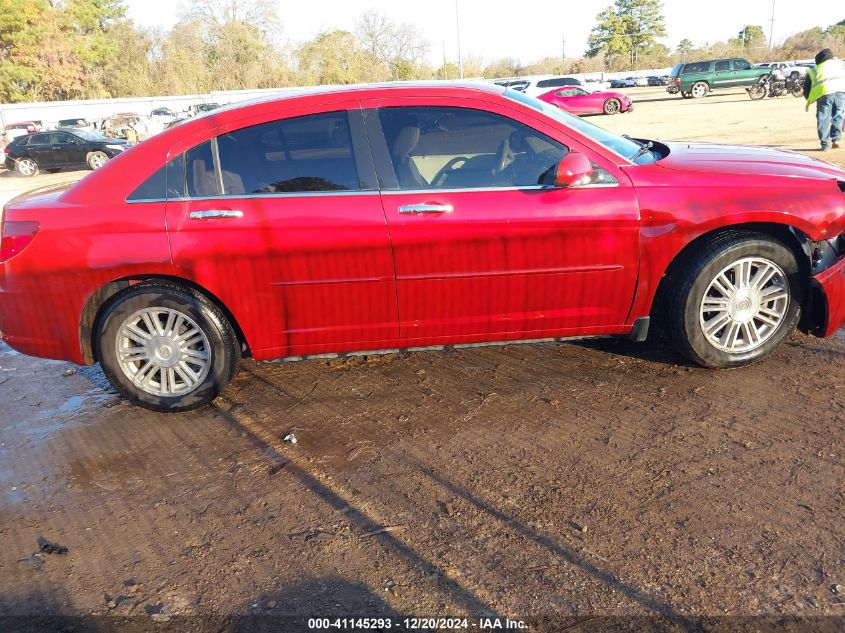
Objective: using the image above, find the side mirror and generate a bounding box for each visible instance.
[554,152,593,188]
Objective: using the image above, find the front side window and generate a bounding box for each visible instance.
[378,106,568,191]
[216,111,360,195]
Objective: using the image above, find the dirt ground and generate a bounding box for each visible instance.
[1,87,845,632]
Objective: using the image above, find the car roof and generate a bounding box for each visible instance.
[184,81,506,122]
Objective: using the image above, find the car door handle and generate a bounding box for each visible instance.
[398,203,454,214]
[189,210,244,220]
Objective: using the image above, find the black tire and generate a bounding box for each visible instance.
[666,232,802,368]
[680,91,692,99]
[690,82,709,98]
[95,282,241,412]
[790,83,803,98]
[748,85,767,100]
[603,98,621,115]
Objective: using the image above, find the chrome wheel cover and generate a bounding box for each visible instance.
[90,153,107,168]
[699,257,789,354]
[115,308,211,396]
[692,83,707,97]
[18,159,36,175]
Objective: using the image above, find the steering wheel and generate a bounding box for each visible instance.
[432,156,468,187]
[492,139,515,175]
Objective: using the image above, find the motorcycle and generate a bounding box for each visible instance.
[747,73,804,100]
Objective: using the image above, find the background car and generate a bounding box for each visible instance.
[647,75,669,86]
[667,58,770,98]
[2,122,39,145]
[755,61,809,80]
[3,129,129,176]
[537,86,633,115]
[493,76,587,96]
[58,118,90,130]
[609,79,627,88]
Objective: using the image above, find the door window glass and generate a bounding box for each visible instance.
[216,111,360,195]
[378,106,568,190]
[715,60,730,72]
[27,133,49,145]
[732,59,752,70]
[185,140,219,198]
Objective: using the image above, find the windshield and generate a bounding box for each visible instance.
[503,88,657,164]
[73,129,110,142]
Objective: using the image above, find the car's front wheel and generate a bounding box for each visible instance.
[96,282,241,412]
[87,151,109,170]
[603,98,621,115]
[667,233,802,368]
[15,157,38,177]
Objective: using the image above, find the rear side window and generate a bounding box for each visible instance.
[536,77,579,88]
[185,140,219,197]
[715,60,730,71]
[732,59,751,70]
[127,157,186,202]
[216,111,360,194]
[682,61,710,74]
[28,133,49,144]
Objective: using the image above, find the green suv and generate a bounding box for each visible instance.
[667,58,770,98]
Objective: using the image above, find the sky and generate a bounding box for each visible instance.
[125,0,844,66]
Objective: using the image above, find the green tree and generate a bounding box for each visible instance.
[676,38,693,55]
[731,24,766,53]
[586,0,666,68]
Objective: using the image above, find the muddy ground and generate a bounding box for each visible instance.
[1,87,844,631]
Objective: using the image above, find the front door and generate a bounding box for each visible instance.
[362,99,641,346]
[165,107,398,360]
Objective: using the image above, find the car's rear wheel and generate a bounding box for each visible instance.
[15,157,38,177]
[603,98,621,115]
[667,233,801,368]
[96,282,241,412]
[87,151,109,170]
[690,82,709,99]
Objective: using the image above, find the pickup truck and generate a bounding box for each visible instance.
[756,62,810,79]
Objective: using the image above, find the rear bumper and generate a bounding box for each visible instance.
[666,86,680,94]
[810,254,845,337]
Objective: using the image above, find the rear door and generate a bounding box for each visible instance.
[25,133,57,168]
[165,104,398,360]
[362,97,641,345]
[713,60,732,87]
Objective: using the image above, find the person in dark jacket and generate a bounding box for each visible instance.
[803,48,845,150]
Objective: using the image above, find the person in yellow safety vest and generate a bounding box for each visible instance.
[803,48,845,151]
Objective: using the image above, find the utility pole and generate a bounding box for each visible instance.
[768,0,776,50]
[455,0,464,79]
[442,41,448,80]
[561,34,566,66]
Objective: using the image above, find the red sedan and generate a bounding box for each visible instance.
[538,86,633,115]
[2,83,844,412]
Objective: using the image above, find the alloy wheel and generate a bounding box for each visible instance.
[17,158,37,176]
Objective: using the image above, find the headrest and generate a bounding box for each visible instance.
[393,126,420,157]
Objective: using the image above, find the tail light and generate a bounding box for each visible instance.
[0,218,40,262]
[3,147,9,155]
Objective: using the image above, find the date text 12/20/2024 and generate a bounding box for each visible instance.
[308,618,529,630]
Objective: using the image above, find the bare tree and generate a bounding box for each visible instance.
[356,11,429,80]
